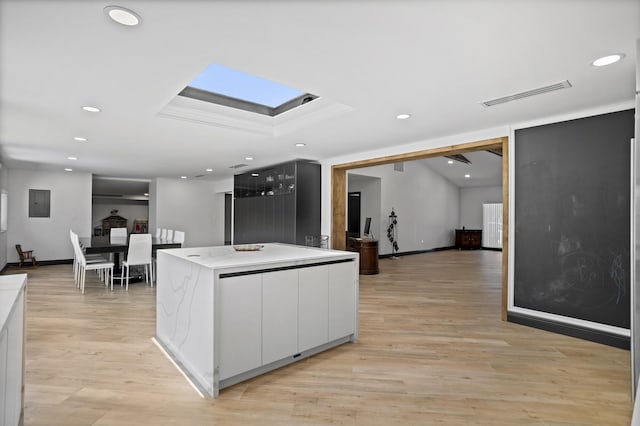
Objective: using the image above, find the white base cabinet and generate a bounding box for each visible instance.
[299,266,329,352]
[262,269,299,365]
[0,274,26,426]
[156,244,358,397]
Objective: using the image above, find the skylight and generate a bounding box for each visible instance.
[179,64,317,117]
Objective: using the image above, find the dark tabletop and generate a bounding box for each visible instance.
[79,235,181,254]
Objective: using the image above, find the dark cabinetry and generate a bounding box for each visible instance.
[102,215,127,236]
[455,229,482,249]
[234,160,320,245]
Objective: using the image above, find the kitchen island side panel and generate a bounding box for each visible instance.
[156,251,215,395]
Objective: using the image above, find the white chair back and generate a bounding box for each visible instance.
[155,228,162,238]
[126,234,152,265]
[160,228,168,240]
[173,230,185,246]
[110,227,127,243]
[166,229,174,242]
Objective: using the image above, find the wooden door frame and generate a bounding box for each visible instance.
[331,136,509,320]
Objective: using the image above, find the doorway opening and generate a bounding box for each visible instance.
[331,136,509,319]
[347,192,361,239]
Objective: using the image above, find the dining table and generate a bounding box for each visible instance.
[79,235,182,283]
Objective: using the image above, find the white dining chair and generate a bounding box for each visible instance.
[173,230,185,246]
[121,233,153,290]
[71,232,114,293]
[155,228,162,239]
[110,227,127,242]
[70,230,109,287]
[160,228,168,240]
[166,229,174,242]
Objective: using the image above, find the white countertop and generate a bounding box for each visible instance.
[0,274,27,333]
[160,243,356,270]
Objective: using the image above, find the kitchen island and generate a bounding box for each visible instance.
[155,243,359,397]
[0,274,26,426]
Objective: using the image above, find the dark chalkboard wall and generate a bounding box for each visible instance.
[514,109,634,329]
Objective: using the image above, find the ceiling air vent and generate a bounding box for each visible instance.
[229,163,248,169]
[480,80,572,107]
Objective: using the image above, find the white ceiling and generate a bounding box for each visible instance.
[0,1,637,187]
[349,150,503,189]
[420,151,502,188]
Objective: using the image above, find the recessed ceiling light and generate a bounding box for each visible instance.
[464,174,471,178]
[245,156,254,161]
[104,6,141,26]
[144,193,149,196]
[447,160,454,164]
[64,168,73,172]
[73,137,87,142]
[82,106,100,112]
[205,168,213,172]
[295,143,306,147]
[180,176,187,179]
[396,113,411,120]
[251,173,260,177]
[67,156,78,160]
[592,54,625,67]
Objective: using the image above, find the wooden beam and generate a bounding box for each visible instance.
[332,137,507,171]
[331,167,347,250]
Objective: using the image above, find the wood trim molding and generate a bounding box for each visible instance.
[331,167,347,250]
[330,135,509,318]
[332,136,507,171]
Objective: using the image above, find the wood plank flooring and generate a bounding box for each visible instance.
[5,250,632,425]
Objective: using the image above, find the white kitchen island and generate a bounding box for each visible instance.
[0,274,26,426]
[155,243,359,397]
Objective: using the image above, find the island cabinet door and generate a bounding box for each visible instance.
[298,265,329,352]
[328,261,357,340]
[262,269,299,365]
[218,274,262,380]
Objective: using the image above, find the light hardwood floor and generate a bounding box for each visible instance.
[6,250,632,425]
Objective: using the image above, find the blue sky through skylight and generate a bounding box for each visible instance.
[188,64,305,108]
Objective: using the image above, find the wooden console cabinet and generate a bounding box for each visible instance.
[455,229,482,249]
[348,238,379,275]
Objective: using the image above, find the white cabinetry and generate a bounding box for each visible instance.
[218,261,357,378]
[156,244,358,397]
[298,265,329,352]
[262,269,298,364]
[218,274,262,380]
[329,261,357,340]
[0,275,26,426]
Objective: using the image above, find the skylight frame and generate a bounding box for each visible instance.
[179,63,317,117]
[179,86,317,117]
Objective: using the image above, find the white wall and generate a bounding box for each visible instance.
[91,200,148,235]
[347,161,460,255]
[0,165,9,268]
[7,168,92,262]
[459,185,502,229]
[153,177,219,247]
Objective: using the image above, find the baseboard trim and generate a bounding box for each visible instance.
[6,259,73,268]
[378,246,455,259]
[482,247,502,251]
[507,311,630,349]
